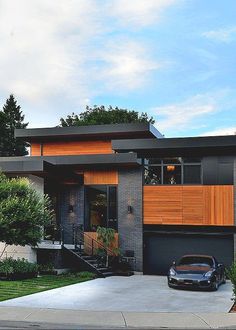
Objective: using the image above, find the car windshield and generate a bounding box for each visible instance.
[178,256,213,267]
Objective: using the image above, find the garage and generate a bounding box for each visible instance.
[143,232,234,275]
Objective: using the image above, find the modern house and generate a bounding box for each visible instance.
[0,123,235,275]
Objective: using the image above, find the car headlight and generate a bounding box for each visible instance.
[204,271,213,278]
[169,268,176,276]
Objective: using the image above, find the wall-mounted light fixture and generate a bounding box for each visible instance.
[68,204,74,213]
[167,165,175,172]
[128,205,133,214]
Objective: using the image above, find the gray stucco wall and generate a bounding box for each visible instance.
[118,167,143,272]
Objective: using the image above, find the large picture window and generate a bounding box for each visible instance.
[85,185,117,231]
[144,157,202,185]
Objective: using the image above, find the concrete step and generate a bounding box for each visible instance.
[101,271,114,277]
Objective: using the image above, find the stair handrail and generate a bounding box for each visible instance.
[75,226,116,256]
[58,224,117,258]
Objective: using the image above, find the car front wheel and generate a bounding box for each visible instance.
[211,279,219,291]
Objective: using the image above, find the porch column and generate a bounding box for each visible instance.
[118,167,143,272]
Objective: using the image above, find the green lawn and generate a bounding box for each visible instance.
[0,272,95,302]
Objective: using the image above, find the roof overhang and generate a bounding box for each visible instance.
[15,123,163,142]
[0,153,141,174]
[112,135,236,156]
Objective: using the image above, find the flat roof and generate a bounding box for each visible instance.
[0,153,141,173]
[112,135,236,155]
[15,123,163,142]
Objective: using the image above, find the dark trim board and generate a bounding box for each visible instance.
[144,224,236,234]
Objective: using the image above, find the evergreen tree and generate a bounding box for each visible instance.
[1,95,28,156]
[0,112,7,156]
[60,105,155,127]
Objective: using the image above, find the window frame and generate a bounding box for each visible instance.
[143,157,202,185]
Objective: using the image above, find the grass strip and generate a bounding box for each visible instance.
[0,273,94,302]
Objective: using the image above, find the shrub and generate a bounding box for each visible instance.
[78,271,95,279]
[0,257,38,280]
[227,262,236,303]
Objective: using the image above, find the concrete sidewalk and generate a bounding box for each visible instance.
[1,307,236,328]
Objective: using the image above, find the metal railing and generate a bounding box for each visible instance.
[43,223,116,256]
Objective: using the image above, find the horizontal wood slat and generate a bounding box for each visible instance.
[143,185,234,226]
[84,170,118,185]
[31,140,112,156]
[31,143,41,156]
[84,232,118,255]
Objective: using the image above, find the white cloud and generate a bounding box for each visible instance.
[202,26,236,43]
[97,41,161,91]
[152,93,219,133]
[108,0,178,27]
[0,0,179,126]
[0,0,99,104]
[201,127,236,136]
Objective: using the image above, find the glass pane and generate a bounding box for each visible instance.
[144,158,162,165]
[144,166,162,185]
[184,165,201,184]
[163,157,182,164]
[87,186,107,231]
[183,157,201,163]
[108,186,117,230]
[163,165,181,184]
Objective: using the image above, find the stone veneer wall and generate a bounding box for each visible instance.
[118,167,143,272]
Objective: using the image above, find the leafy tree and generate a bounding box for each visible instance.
[60,105,155,127]
[0,172,53,259]
[0,94,28,156]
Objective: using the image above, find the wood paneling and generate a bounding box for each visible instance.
[143,186,182,224]
[36,140,112,156]
[182,186,205,225]
[84,170,118,185]
[31,143,41,156]
[84,232,118,255]
[143,185,234,226]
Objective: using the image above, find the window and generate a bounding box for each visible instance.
[144,157,202,185]
[144,166,161,185]
[163,165,181,184]
[85,185,117,231]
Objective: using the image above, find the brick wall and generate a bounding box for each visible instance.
[60,185,84,243]
[118,167,143,272]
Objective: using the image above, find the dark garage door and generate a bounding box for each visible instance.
[144,233,234,275]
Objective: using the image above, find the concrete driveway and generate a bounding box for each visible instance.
[0,275,233,313]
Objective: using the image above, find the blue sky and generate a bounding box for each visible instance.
[0,0,235,137]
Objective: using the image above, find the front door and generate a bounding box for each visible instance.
[85,185,117,231]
